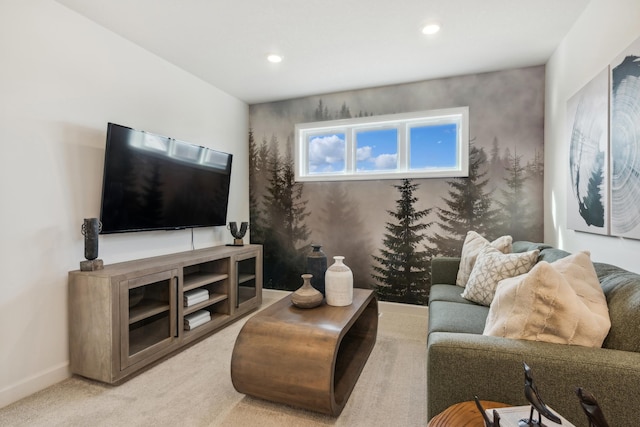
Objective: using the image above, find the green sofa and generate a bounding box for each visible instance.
[427,241,640,427]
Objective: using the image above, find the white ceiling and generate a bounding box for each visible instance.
[56,0,591,105]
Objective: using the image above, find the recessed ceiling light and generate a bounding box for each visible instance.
[267,54,283,63]
[421,23,441,35]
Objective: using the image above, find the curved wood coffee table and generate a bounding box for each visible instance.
[231,288,378,416]
[428,400,511,426]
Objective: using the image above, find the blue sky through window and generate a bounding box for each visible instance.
[410,123,457,169]
[356,128,398,171]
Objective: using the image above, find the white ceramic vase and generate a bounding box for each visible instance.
[325,256,353,306]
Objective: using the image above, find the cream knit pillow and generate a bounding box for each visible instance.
[461,245,539,306]
[456,231,513,287]
[483,251,611,348]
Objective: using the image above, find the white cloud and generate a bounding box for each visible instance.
[375,153,398,169]
[356,145,373,161]
[309,134,345,171]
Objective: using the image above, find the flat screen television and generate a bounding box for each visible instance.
[99,123,233,234]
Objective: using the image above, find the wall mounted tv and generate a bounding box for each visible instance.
[99,123,233,234]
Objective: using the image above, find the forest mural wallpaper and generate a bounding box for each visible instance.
[248,66,545,305]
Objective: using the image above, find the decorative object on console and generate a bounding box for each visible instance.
[80,218,103,271]
[325,256,353,306]
[306,244,327,295]
[291,274,323,309]
[575,387,610,427]
[228,221,248,246]
[520,362,562,427]
[474,396,501,427]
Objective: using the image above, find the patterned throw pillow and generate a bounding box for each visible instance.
[461,245,539,306]
[456,231,513,287]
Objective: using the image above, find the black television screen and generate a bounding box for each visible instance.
[99,123,233,234]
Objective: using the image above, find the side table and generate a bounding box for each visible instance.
[428,400,511,426]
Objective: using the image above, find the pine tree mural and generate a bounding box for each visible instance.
[430,145,498,257]
[371,179,432,305]
[248,130,266,243]
[314,99,331,121]
[260,136,310,289]
[318,182,374,288]
[497,149,534,240]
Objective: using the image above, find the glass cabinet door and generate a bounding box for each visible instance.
[120,269,178,369]
[236,255,256,308]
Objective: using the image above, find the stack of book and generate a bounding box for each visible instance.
[184,309,211,331]
[184,288,209,307]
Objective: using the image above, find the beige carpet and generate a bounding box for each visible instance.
[0,292,428,427]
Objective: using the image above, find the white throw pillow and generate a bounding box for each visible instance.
[483,251,611,348]
[461,245,539,306]
[456,231,513,287]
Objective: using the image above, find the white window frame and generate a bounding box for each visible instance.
[294,106,469,182]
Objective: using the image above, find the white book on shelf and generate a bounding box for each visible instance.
[184,309,210,325]
[184,314,211,331]
[185,288,209,299]
[184,293,209,307]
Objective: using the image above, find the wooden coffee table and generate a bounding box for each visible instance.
[428,400,512,426]
[231,288,378,416]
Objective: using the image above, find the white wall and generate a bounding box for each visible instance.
[0,0,248,407]
[545,0,640,272]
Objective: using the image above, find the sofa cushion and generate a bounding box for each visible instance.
[512,241,554,253]
[428,300,489,335]
[461,246,539,306]
[456,231,512,287]
[594,262,640,352]
[538,247,571,263]
[429,284,477,305]
[483,252,611,348]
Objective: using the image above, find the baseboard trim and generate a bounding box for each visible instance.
[0,362,70,409]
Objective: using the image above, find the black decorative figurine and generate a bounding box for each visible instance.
[519,362,562,426]
[474,395,501,427]
[80,218,103,271]
[575,387,609,427]
[228,221,248,246]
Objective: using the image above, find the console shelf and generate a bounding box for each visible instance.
[69,244,262,384]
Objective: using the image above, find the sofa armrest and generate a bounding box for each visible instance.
[431,257,460,285]
[427,332,640,427]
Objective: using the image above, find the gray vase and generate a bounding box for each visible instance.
[306,244,327,295]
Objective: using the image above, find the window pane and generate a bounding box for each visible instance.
[308,133,346,174]
[355,128,398,171]
[409,124,458,169]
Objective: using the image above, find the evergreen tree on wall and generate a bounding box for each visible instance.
[314,99,331,121]
[338,102,352,119]
[318,182,374,288]
[524,148,545,240]
[248,130,266,243]
[497,149,532,240]
[430,145,498,257]
[260,136,311,289]
[371,179,432,305]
